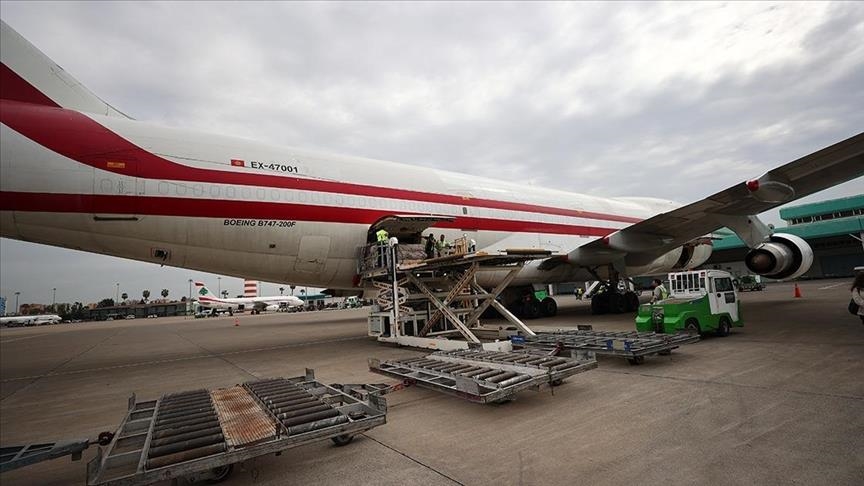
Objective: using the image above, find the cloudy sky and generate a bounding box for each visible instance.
[1,1,863,307]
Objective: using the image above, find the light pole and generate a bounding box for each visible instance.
[14,291,20,315]
[188,279,193,316]
[115,283,120,304]
[217,276,221,296]
[52,287,56,309]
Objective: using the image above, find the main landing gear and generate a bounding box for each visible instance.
[586,267,640,315]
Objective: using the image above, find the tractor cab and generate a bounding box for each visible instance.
[635,269,742,337]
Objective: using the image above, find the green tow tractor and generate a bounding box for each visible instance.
[635,270,743,337]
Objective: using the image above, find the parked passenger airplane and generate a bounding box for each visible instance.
[1,21,863,316]
[0,314,62,326]
[195,282,303,314]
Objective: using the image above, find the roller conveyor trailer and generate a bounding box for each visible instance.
[86,369,386,486]
[519,328,700,365]
[370,349,597,404]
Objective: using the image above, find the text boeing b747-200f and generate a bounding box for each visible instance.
[1,20,862,316]
[195,282,303,315]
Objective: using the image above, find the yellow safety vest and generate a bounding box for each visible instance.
[376,229,389,242]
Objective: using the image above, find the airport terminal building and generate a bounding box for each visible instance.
[705,195,864,278]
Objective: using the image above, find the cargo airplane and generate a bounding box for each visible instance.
[0,314,62,326]
[195,282,303,314]
[1,20,863,317]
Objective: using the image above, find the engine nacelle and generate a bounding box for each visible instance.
[745,233,813,280]
[672,241,713,270]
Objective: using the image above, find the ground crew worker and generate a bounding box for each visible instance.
[424,234,436,259]
[376,228,389,242]
[651,278,668,303]
[375,228,389,267]
[437,234,449,257]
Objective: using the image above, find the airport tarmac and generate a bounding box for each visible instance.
[1,278,862,485]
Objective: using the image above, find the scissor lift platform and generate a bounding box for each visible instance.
[362,243,552,352]
[520,329,700,364]
[85,370,386,486]
[370,349,597,403]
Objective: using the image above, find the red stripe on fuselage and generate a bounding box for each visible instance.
[0,100,643,225]
[0,192,616,237]
[0,64,61,108]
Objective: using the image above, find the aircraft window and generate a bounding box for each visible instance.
[462,206,468,215]
[715,278,733,292]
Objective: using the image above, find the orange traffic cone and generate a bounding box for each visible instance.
[234,317,240,326]
[793,283,802,298]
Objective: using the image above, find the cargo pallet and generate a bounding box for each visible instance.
[370,349,597,403]
[77,370,386,485]
[519,328,699,364]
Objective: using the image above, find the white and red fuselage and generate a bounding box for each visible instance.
[0,97,681,289]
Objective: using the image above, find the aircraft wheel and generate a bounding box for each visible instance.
[540,297,558,317]
[591,294,609,315]
[625,292,640,312]
[609,293,627,314]
[716,316,731,337]
[523,299,541,319]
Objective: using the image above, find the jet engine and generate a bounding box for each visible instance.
[745,233,813,280]
[672,240,713,270]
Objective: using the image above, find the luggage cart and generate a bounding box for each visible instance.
[521,329,699,365]
[370,349,597,403]
[85,369,386,485]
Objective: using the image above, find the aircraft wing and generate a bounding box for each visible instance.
[567,132,864,265]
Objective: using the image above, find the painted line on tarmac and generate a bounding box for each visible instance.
[0,333,48,344]
[363,434,466,485]
[818,282,846,290]
[598,368,863,401]
[0,335,367,383]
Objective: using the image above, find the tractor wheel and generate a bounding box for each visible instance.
[716,316,731,337]
[684,318,701,336]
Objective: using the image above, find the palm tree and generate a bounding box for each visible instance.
[161,289,169,299]
[121,292,128,303]
[142,290,150,301]
[279,287,285,295]
[290,285,296,296]
[221,290,229,299]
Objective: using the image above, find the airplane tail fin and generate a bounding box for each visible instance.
[194,281,217,301]
[0,20,130,118]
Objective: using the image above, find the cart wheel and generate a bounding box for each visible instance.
[627,356,645,365]
[331,434,354,447]
[716,317,731,337]
[684,318,701,336]
[97,431,115,446]
[550,378,564,386]
[206,464,233,483]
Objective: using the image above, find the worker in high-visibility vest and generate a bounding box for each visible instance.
[375,229,389,267]
[651,278,669,303]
